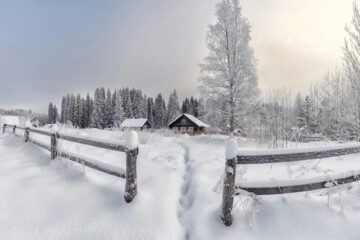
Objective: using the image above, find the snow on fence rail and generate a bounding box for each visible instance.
[221,138,360,226]
[2,124,139,203]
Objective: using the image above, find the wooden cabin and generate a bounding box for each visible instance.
[168,113,209,134]
[120,118,151,131]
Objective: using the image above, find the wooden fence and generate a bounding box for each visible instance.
[2,124,139,203]
[221,139,360,226]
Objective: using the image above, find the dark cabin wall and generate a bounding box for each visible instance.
[169,115,201,132]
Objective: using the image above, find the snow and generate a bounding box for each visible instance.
[125,131,139,150]
[51,124,58,133]
[120,118,148,128]
[2,129,360,239]
[0,132,183,240]
[168,113,209,127]
[0,115,19,126]
[226,137,238,159]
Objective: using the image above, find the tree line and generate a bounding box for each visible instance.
[48,88,204,129]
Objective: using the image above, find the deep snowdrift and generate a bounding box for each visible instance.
[2,130,360,240]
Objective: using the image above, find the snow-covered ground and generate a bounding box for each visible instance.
[2,129,360,239]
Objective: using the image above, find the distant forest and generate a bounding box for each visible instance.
[48,88,204,129]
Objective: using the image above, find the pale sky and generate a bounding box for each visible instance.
[0,0,354,112]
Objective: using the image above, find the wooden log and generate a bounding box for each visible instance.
[24,128,30,142]
[29,139,51,152]
[58,151,126,178]
[235,174,360,195]
[221,156,237,226]
[237,146,360,164]
[124,148,139,203]
[29,128,52,137]
[58,134,126,152]
[51,133,57,160]
[13,125,16,134]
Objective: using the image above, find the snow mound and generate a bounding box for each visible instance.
[226,137,238,159]
[125,131,139,150]
[0,116,19,126]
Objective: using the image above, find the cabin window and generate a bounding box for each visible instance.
[188,127,194,132]
[181,118,187,124]
[180,127,186,131]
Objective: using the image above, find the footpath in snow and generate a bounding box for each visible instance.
[2,131,360,239]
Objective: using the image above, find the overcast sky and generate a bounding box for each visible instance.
[0,0,353,112]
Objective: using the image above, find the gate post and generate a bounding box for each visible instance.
[13,125,16,134]
[24,128,30,142]
[50,133,58,160]
[221,137,238,226]
[124,131,139,203]
[3,124,6,133]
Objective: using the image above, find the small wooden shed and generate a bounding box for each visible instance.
[120,118,151,131]
[168,113,209,134]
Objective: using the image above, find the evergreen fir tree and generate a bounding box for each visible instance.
[167,89,180,122]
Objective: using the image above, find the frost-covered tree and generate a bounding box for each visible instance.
[197,98,206,121]
[84,94,92,128]
[74,94,82,128]
[91,88,106,129]
[294,93,306,128]
[65,94,71,124]
[60,97,66,123]
[343,1,360,134]
[48,102,58,124]
[122,88,132,119]
[70,94,76,125]
[199,0,259,131]
[105,89,113,128]
[154,94,166,128]
[182,98,190,114]
[113,90,124,127]
[167,89,180,122]
[147,97,155,125]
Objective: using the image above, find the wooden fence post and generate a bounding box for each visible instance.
[13,125,16,134]
[221,137,238,226]
[3,124,6,133]
[24,128,30,142]
[124,131,139,203]
[51,133,57,160]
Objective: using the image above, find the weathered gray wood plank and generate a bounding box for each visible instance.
[29,139,51,152]
[58,134,126,152]
[29,128,52,137]
[6,125,127,179]
[237,147,360,164]
[124,148,139,202]
[221,157,237,226]
[58,151,126,178]
[235,174,360,195]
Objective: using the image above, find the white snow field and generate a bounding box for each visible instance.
[2,129,360,240]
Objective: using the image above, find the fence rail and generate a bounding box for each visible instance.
[2,124,138,203]
[221,138,360,226]
[237,145,360,164]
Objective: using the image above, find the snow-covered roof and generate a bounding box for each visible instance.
[0,116,19,125]
[168,113,209,127]
[120,118,149,128]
